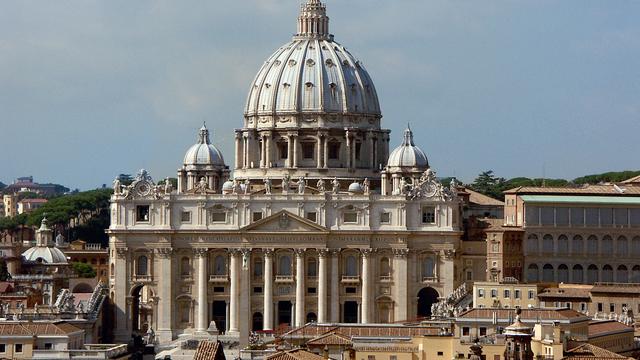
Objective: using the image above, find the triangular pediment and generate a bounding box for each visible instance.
[241,210,328,233]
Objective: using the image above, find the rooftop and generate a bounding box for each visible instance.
[504,184,640,196]
[563,343,633,360]
[266,349,325,360]
[465,188,505,206]
[588,320,634,338]
[281,323,441,338]
[457,308,588,323]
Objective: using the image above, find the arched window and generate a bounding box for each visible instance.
[181,257,190,276]
[572,235,583,255]
[110,263,115,276]
[616,265,628,283]
[380,257,390,277]
[213,255,227,275]
[632,237,640,256]
[307,258,317,277]
[587,265,598,283]
[601,236,613,254]
[279,255,292,276]
[527,235,538,254]
[557,235,569,254]
[558,264,569,283]
[345,255,357,276]
[617,236,628,257]
[137,255,148,275]
[587,236,598,254]
[527,264,539,282]
[542,235,554,254]
[253,258,263,277]
[631,265,640,282]
[572,264,584,283]
[422,257,435,278]
[306,312,317,323]
[542,264,554,282]
[602,265,613,282]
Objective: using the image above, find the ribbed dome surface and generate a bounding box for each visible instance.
[244,38,381,117]
[387,127,429,168]
[22,246,68,264]
[183,125,225,167]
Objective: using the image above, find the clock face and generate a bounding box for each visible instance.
[135,181,152,197]
[425,183,438,197]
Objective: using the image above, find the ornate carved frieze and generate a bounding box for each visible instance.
[361,248,375,257]
[193,248,209,258]
[392,248,409,258]
[262,248,275,257]
[115,247,128,259]
[441,249,456,260]
[155,248,174,259]
[293,248,306,257]
[317,249,329,258]
[405,169,458,202]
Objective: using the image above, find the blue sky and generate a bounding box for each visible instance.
[1,0,638,190]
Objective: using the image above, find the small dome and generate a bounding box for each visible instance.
[387,127,429,169]
[183,124,225,167]
[348,181,363,193]
[22,246,68,264]
[222,180,235,193]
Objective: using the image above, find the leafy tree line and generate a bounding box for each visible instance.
[467,169,640,201]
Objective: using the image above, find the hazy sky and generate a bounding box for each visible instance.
[1,0,639,190]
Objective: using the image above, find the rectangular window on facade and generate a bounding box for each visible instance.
[44,343,52,350]
[571,207,584,226]
[252,212,263,222]
[601,208,613,226]
[504,290,510,298]
[610,303,615,312]
[308,287,317,294]
[528,290,534,299]
[597,303,603,312]
[437,352,444,356]
[478,289,484,298]
[556,207,569,226]
[391,356,398,360]
[491,289,498,298]
[253,287,263,294]
[614,208,628,226]
[211,211,226,223]
[302,143,315,159]
[345,287,357,294]
[585,208,599,226]
[422,206,436,224]
[15,344,22,353]
[329,142,340,159]
[136,205,150,222]
[181,211,191,223]
[380,212,391,224]
[580,303,587,311]
[462,327,470,336]
[525,206,540,225]
[630,209,640,226]
[305,212,317,222]
[0,344,5,353]
[279,143,288,159]
[540,207,554,225]
[480,327,487,336]
[515,289,521,299]
[368,356,375,360]
[214,286,225,293]
[343,212,358,223]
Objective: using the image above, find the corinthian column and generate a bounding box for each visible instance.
[361,249,373,323]
[194,248,209,334]
[228,249,240,334]
[156,248,174,342]
[263,249,274,331]
[393,248,409,322]
[329,249,340,322]
[235,131,242,169]
[294,249,305,327]
[317,249,328,323]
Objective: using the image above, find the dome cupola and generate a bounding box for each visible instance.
[386,126,429,169]
[22,217,68,265]
[183,124,225,168]
[177,124,230,194]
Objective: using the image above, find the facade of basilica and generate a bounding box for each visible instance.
[108,0,464,344]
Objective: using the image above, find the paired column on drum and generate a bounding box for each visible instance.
[263,249,274,331]
[294,248,305,327]
[194,248,209,334]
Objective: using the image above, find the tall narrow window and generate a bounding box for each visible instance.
[345,255,357,276]
[137,256,148,275]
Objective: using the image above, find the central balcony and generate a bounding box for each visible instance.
[275,275,294,283]
[341,275,360,283]
[209,275,229,283]
[422,276,438,283]
[132,275,153,282]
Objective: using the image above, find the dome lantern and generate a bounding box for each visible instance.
[296,0,330,40]
[177,124,230,194]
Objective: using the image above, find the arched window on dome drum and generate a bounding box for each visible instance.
[137,255,148,276]
[379,257,390,277]
[572,235,583,255]
[602,265,613,282]
[345,255,357,276]
[542,264,554,282]
[572,264,584,283]
[617,236,628,256]
[616,265,628,283]
[279,255,292,276]
[587,265,598,283]
[527,264,539,282]
[214,255,226,275]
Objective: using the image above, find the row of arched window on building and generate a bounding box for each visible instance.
[526,234,640,256]
[527,263,640,283]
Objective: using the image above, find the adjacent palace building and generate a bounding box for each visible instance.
[108,0,464,344]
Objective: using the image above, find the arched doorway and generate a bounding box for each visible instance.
[277,301,292,327]
[212,301,226,334]
[417,287,439,319]
[376,297,394,323]
[131,285,154,334]
[343,301,358,323]
[252,312,263,332]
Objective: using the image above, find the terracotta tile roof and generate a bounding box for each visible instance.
[622,175,640,184]
[0,282,13,293]
[504,184,640,196]
[590,283,640,294]
[193,340,225,360]
[267,349,325,360]
[563,343,633,360]
[306,332,352,346]
[588,321,633,338]
[538,288,591,299]
[352,344,419,353]
[457,308,587,322]
[465,188,505,206]
[0,322,81,337]
[281,324,441,338]
[0,323,33,336]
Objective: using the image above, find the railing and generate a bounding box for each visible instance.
[379,275,392,282]
[422,276,438,283]
[209,275,228,283]
[32,344,128,359]
[12,274,54,281]
[341,275,360,283]
[275,275,294,283]
[86,243,103,250]
[181,274,193,281]
[132,275,153,282]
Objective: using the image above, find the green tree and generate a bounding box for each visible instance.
[157,177,178,189]
[470,170,506,200]
[573,170,640,185]
[71,262,97,278]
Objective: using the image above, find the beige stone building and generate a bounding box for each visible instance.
[473,281,544,309]
[109,0,464,345]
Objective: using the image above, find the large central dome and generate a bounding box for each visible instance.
[234,0,390,184]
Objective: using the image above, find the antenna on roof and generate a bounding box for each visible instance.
[542,163,546,188]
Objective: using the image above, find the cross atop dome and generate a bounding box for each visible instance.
[296,0,330,39]
[198,122,211,144]
[402,125,415,146]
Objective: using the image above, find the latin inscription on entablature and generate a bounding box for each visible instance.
[245,235,325,243]
[175,236,241,243]
[336,236,369,243]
